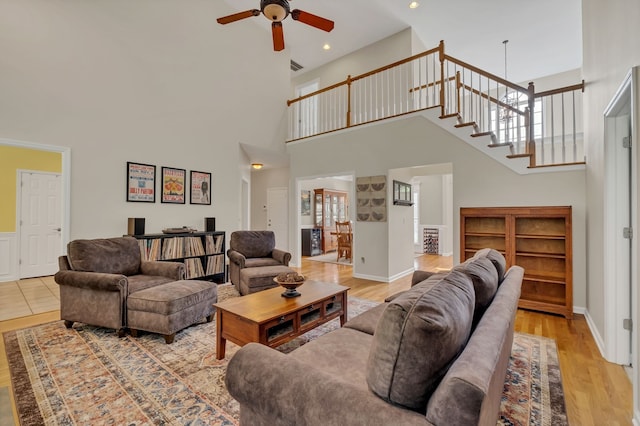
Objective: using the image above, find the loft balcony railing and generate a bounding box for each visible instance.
[286,40,585,168]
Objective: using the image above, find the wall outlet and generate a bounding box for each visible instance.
[361,257,365,263]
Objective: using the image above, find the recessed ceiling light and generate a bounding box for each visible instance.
[323,43,331,50]
[409,1,420,9]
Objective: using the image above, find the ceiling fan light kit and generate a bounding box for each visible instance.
[262,0,290,22]
[217,0,334,52]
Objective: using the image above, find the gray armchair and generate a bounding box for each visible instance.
[54,236,184,336]
[227,230,292,291]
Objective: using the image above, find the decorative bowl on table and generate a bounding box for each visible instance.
[273,272,305,298]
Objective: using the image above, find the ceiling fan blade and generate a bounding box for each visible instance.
[216,9,260,25]
[291,9,334,32]
[272,22,285,51]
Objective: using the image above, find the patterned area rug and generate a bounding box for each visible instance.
[4,284,567,425]
[306,252,353,266]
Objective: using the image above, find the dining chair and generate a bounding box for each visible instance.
[335,221,352,262]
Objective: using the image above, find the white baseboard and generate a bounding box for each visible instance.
[352,272,391,283]
[0,233,18,282]
[583,308,607,359]
[633,409,640,426]
[353,267,414,283]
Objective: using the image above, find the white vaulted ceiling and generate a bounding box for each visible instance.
[219,0,582,83]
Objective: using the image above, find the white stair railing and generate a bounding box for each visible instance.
[286,41,585,168]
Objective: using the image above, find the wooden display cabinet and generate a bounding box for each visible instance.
[314,188,348,253]
[460,206,572,318]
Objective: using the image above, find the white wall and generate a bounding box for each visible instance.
[250,167,290,230]
[418,175,444,225]
[388,168,415,280]
[0,1,290,241]
[287,114,587,293]
[581,0,640,418]
[291,28,415,93]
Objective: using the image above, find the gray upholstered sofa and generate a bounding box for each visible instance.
[54,236,184,336]
[225,249,524,425]
[227,230,292,295]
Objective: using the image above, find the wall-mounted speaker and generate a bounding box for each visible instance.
[205,217,216,232]
[127,218,145,236]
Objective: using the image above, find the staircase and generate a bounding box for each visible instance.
[286,41,585,174]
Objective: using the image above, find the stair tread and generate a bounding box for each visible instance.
[455,122,477,128]
[440,113,460,120]
[506,153,533,159]
[471,132,494,138]
[488,143,513,148]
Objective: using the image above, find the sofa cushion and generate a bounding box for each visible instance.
[127,274,175,294]
[230,231,275,258]
[366,270,475,412]
[67,237,140,276]
[473,248,507,283]
[343,303,387,335]
[452,256,499,322]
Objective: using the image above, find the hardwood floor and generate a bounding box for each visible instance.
[0,254,633,425]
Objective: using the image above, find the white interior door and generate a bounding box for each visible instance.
[267,187,289,251]
[19,171,62,278]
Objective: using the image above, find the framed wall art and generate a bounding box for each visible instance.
[126,161,156,203]
[190,170,211,205]
[301,189,311,215]
[161,167,186,204]
[393,180,413,206]
[356,175,387,222]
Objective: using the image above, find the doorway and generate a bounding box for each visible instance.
[603,67,638,366]
[0,138,70,282]
[19,171,63,278]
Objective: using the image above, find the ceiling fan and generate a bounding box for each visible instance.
[217,0,334,52]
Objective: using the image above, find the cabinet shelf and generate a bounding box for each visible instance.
[131,231,226,283]
[516,233,566,239]
[516,251,566,259]
[461,206,572,318]
[465,232,506,237]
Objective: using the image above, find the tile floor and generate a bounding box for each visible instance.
[0,276,59,322]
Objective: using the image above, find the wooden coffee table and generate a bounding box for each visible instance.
[213,280,349,359]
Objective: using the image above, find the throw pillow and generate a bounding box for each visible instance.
[473,248,507,283]
[366,270,475,412]
[452,256,499,324]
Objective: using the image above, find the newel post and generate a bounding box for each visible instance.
[346,75,352,128]
[439,40,445,116]
[527,81,536,167]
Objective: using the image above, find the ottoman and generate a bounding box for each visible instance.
[238,265,294,295]
[127,279,217,343]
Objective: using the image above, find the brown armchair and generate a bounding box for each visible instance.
[227,230,292,292]
[54,236,184,336]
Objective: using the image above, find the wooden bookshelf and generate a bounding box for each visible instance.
[460,206,572,318]
[132,231,226,283]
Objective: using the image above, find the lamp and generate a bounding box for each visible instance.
[251,163,263,170]
[261,0,290,22]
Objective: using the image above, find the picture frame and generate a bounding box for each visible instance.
[301,189,311,215]
[393,180,413,206]
[126,161,156,203]
[190,170,211,205]
[161,167,186,204]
